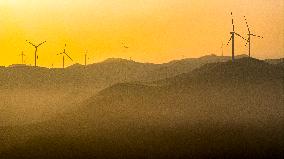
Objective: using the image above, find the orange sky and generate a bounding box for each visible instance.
[0,0,283,67]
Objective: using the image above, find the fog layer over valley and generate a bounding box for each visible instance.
[0,55,238,126]
[0,57,283,159]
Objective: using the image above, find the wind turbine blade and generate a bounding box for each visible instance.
[231,12,235,31]
[244,16,251,33]
[26,40,36,47]
[226,36,232,46]
[235,33,247,41]
[251,34,263,38]
[38,41,46,47]
[221,42,224,48]
[63,44,67,53]
[64,52,73,61]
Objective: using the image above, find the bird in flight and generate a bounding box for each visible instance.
[122,42,129,49]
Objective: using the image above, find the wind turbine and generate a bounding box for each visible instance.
[85,51,87,66]
[19,51,26,64]
[26,40,46,67]
[221,42,224,57]
[244,16,264,58]
[84,50,90,66]
[57,44,73,68]
[122,42,129,82]
[226,12,247,62]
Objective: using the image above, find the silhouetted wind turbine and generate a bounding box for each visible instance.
[19,51,26,64]
[226,12,247,62]
[122,42,129,81]
[85,51,87,66]
[84,50,90,66]
[221,42,224,57]
[26,40,46,67]
[244,16,264,58]
[57,44,73,68]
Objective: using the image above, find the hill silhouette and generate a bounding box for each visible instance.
[0,57,283,159]
[265,58,284,64]
[0,54,252,90]
[161,57,284,88]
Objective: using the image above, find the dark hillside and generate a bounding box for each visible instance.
[162,58,284,88]
[0,58,283,159]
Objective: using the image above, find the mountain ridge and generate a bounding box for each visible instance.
[1,55,256,90]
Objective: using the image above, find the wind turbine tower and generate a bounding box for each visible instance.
[244,16,264,58]
[122,42,129,82]
[85,50,88,66]
[221,42,224,57]
[26,40,46,67]
[57,44,73,68]
[226,12,247,62]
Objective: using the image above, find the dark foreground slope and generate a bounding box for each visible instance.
[0,58,283,159]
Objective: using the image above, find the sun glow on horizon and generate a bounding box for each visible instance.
[0,0,283,67]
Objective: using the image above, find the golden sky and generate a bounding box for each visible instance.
[0,0,283,67]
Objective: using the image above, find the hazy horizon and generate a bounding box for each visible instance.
[0,54,254,68]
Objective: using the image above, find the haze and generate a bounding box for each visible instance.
[0,0,283,67]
